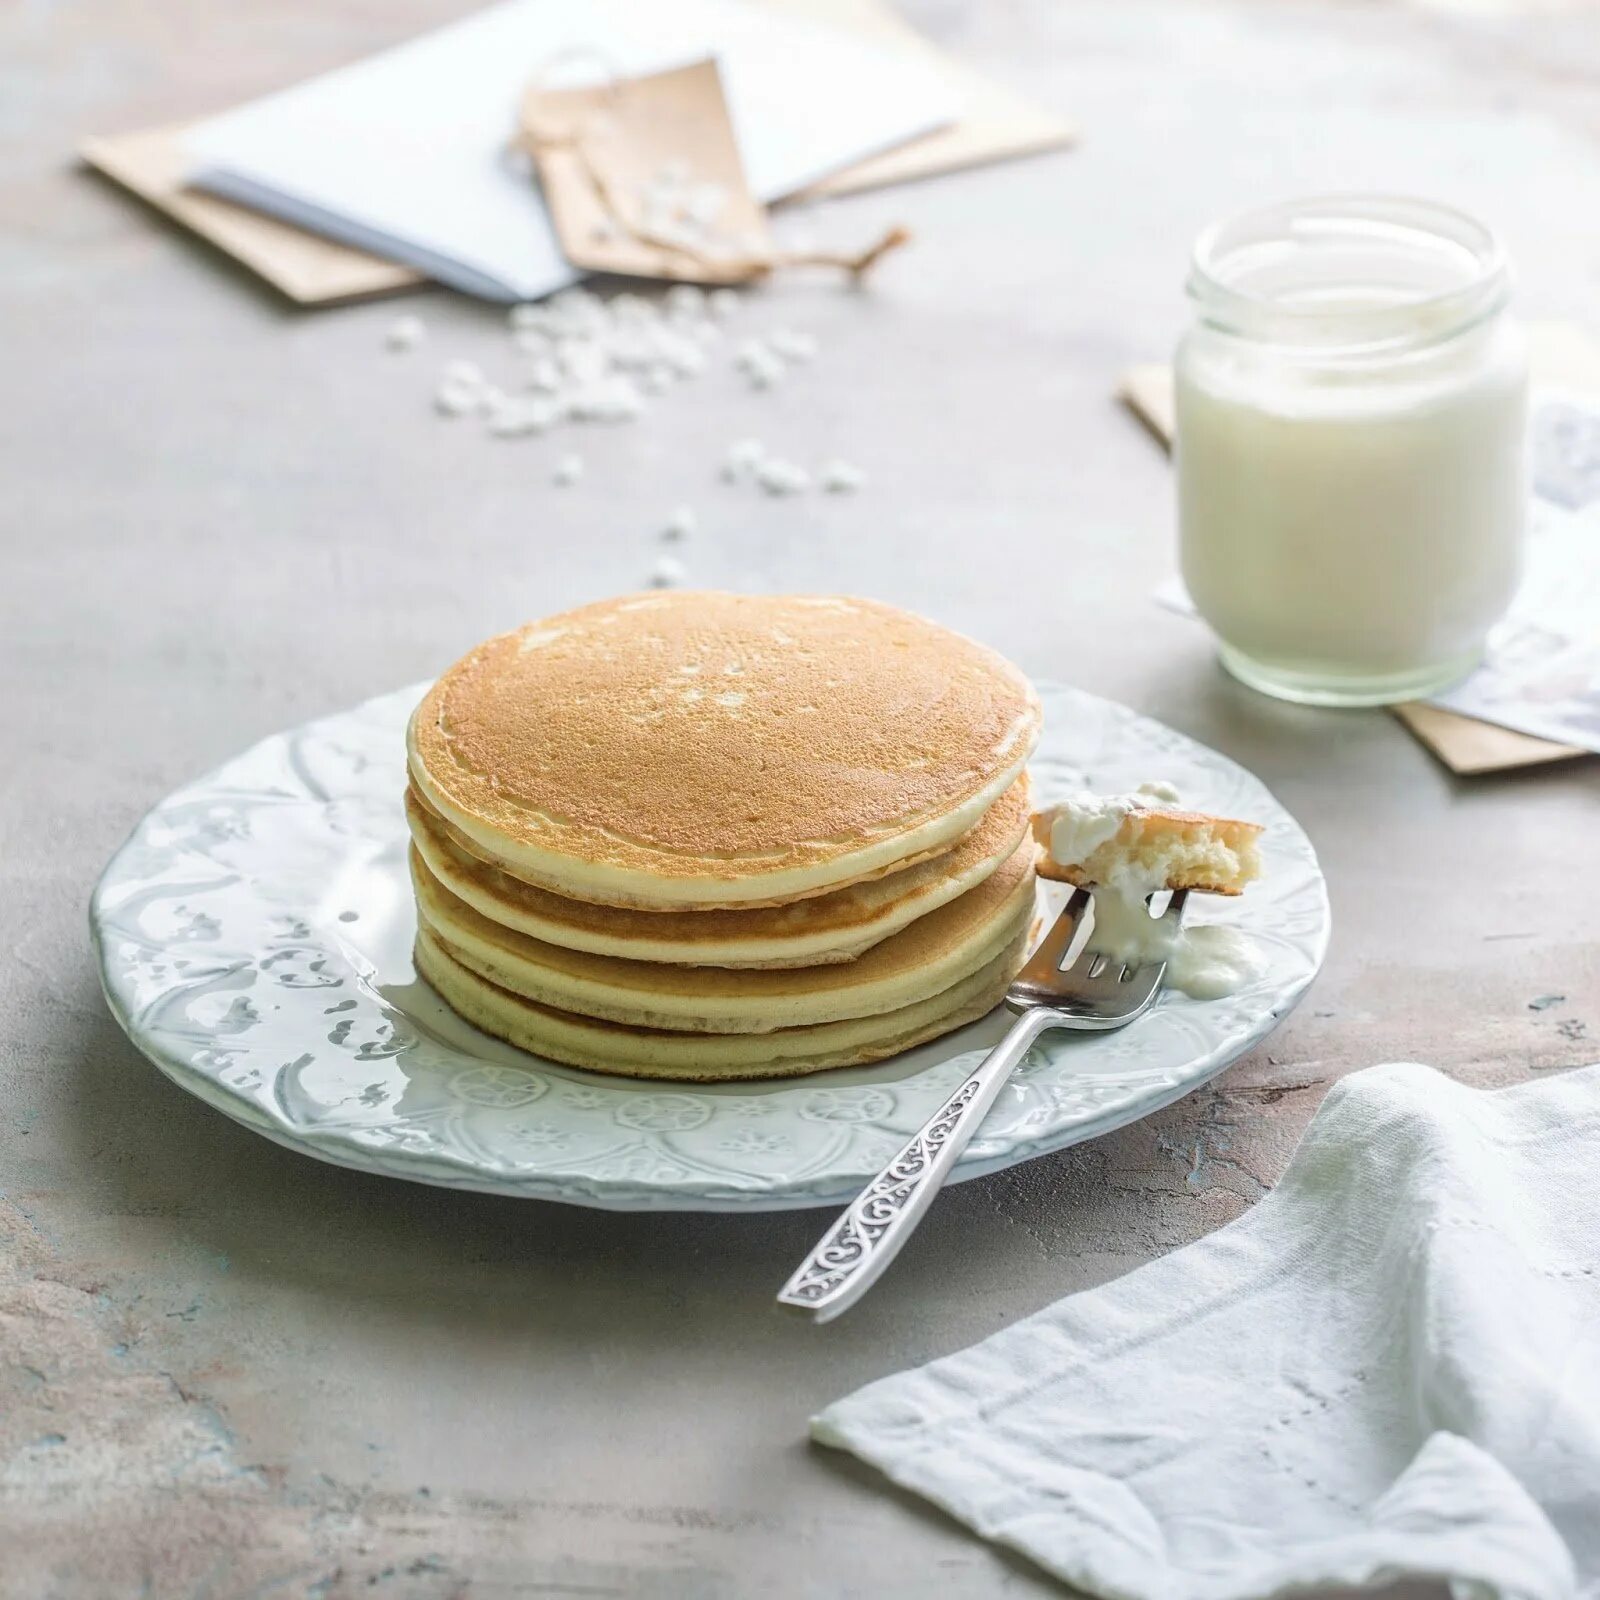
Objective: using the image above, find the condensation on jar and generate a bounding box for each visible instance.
[1176,195,1528,708]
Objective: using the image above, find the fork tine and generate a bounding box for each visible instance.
[1016,885,1089,987]
[1006,884,1191,1024]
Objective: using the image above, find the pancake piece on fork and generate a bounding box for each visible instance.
[1033,791,1262,895]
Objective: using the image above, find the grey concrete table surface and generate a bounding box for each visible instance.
[4,0,1598,1594]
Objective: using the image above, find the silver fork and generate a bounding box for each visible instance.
[776,886,1188,1323]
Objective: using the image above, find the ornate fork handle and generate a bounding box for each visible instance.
[776,1006,1058,1322]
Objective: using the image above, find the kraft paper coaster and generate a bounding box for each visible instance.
[1118,338,1593,776]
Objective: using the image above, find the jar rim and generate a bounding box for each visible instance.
[1189,194,1510,356]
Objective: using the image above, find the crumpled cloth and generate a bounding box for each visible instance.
[813,1062,1600,1600]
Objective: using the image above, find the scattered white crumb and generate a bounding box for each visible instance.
[662,506,696,542]
[660,335,707,377]
[754,457,811,496]
[567,376,644,423]
[553,453,584,486]
[525,358,562,394]
[650,554,688,588]
[735,339,786,390]
[636,163,737,258]
[820,459,866,493]
[487,396,559,437]
[768,327,817,363]
[386,315,426,352]
[557,337,608,386]
[721,437,766,482]
[410,280,766,448]
[434,379,481,417]
[666,284,705,318]
[610,293,652,323]
[685,183,727,228]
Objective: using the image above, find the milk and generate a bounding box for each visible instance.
[1176,197,1529,706]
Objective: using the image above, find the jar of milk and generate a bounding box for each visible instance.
[1176,195,1527,706]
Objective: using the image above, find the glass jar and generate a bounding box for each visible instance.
[1176,195,1528,707]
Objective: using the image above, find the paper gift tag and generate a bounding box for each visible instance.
[1117,358,1587,775]
[521,59,774,285]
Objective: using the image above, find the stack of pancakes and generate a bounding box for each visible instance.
[406,592,1042,1081]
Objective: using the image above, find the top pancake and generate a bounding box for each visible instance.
[407,592,1041,910]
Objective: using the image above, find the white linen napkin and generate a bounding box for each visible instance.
[813,1062,1600,1600]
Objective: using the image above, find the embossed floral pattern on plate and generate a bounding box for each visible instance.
[91,683,1329,1212]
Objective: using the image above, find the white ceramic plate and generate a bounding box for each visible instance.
[91,683,1328,1212]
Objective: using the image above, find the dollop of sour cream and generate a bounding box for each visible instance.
[1163,924,1266,1000]
[1045,779,1265,1001]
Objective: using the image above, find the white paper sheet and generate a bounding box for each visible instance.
[1430,394,1600,752]
[182,0,958,302]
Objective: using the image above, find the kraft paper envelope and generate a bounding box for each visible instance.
[81,0,1070,306]
[1118,338,1593,776]
[79,126,422,303]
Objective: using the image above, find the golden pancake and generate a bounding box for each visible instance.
[405,774,1032,969]
[412,837,1037,1033]
[414,923,1028,1081]
[407,592,1040,910]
